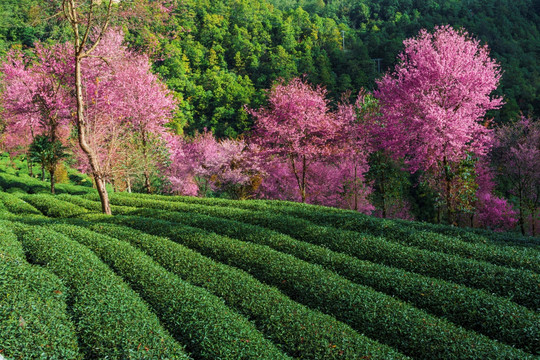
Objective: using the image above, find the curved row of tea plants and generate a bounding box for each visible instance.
[2,186,539,359]
[96,194,540,311]
[0,222,81,359]
[84,222,408,360]
[102,206,539,353]
[5,223,189,359]
[48,223,293,360]
[122,193,540,269]
[99,213,533,360]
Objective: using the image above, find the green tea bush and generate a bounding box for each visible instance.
[108,215,533,360]
[128,208,540,353]
[20,194,88,218]
[0,222,81,359]
[87,222,408,360]
[58,194,135,214]
[0,192,41,215]
[245,202,540,269]
[104,194,540,310]
[50,224,291,360]
[126,193,540,266]
[11,225,189,359]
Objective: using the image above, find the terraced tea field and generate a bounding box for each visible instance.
[1,171,539,359]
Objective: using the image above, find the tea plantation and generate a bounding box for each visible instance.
[1,169,539,359]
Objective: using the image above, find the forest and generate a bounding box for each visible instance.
[0,0,539,235]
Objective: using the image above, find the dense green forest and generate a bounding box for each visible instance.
[1,0,538,137]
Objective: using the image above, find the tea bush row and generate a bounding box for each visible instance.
[85,222,408,360]
[0,222,81,359]
[50,224,292,360]
[107,214,533,360]
[125,193,540,271]
[20,194,89,218]
[102,194,540,310]
[126,207,540,353]
[0,172,92,195]
[0,192,42,216]
[8,224,189,359]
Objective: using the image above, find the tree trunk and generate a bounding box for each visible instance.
[126,177,132,193]
[142,131,152,194]
[290,155,306,203]
[75,57,111,215]
[41,164,46,182]
[518,189,525,235]
[301,155,306,203]
[381,172,387,218]
[353,162,358,211]
[144,172,152,194]
[95,175,111,214]
[443,157,454,225]
[27,154,33,177]
[49,168,56,195]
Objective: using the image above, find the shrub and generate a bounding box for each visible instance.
[0,222,81,359]
[107,215,533,360]
[104,194,540,310]
[10,224,189,359]
[20,194,88,218]
[87,222,408,360]
[49,224,292,360]
[128,208,540,353]
[0,192,42,215]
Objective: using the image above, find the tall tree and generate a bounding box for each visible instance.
[61,0,117,214]
[493,118,540,235]
[249,77,342,203]
[1,42,74,191]
[374,25,503,223]
[70,29,176,196]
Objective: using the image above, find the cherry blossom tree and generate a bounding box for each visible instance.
[374,25,503,223]
[473,162,518,231]
[336,89,376,212]
[249,77,343,203]
[1,42,74,190]
[492,117,540,235]
[164,130,263,199]
[72,29,176,194]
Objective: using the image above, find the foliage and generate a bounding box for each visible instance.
[99,193,540,310]
[28,135,69,190]
[50,223,291,360]
[250,78,373,211]
[493,117,540,235]
[101,211,533,359]
[6,223,188,359]
[374,25,502,222]
[164,130,263,198]
[87,222,403,359]
[84,199,540,353]
[0,222,82,360]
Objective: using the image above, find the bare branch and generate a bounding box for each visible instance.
[82,0,115,57]
[86,54,111,66]
[80,1,95,52]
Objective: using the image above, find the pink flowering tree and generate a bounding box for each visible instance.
[164,130,264,199]
[73,30,176,194]
[335,89,375,212]
[473,163,518,231]
[374,25,503,223]
[1,42,74,191]
[249,77,344,203]
[493,118,540,235]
